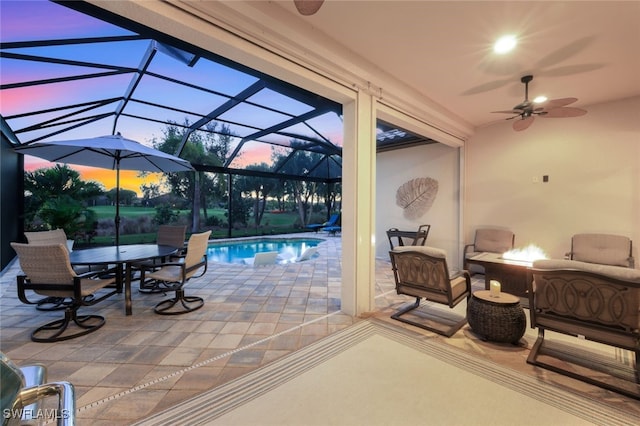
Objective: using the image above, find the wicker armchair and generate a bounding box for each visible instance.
[389,246,471,337]
[139,230,211,315]
[10,243,118,342]
[137,225,187,293]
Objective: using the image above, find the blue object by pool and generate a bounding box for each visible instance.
[207,238,322,264]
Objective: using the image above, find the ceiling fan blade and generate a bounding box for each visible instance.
[491,110,520,114]
[513,116,535,131]
[541,107,587,118]
[294,0,324,15]
[541,97,578,109]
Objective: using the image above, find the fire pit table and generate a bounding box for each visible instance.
[466,252,532,298]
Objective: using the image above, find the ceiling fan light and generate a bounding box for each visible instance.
[533,96,547,104]
[493,35,517,54]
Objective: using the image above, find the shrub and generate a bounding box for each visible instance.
[153,204,179,225]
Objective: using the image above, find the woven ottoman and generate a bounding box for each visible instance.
[467,290,526,344]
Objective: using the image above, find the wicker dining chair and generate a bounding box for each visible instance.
[24,228,109,310]
[139,230,211,315]
[10,243,118,342]
[389,245,471,337]
[23,229,72,311]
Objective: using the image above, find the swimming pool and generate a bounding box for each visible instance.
[207,238,322,264]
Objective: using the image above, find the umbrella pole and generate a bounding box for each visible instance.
[115,161,120,246]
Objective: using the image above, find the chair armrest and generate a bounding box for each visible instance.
[14,381,75,426]
[450,270,471,280]
[463,244,475,255]
[143,261,185,269]
[76,265,117,279]
[169,251,187,261]
[450,271,463,280]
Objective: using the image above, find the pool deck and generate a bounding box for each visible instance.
[0,232,361,424]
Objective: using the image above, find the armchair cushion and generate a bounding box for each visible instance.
[392,245,445,258]
[473,228,515,253]
[569,233,633,267]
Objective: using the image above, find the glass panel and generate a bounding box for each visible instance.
[218,103,290,130]
[246,88,313,116]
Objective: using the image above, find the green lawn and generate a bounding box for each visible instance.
[90,205,155,219]
[86,206,309,245]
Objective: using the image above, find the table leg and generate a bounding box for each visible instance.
[115,264,123,293]
[125,262,132,316]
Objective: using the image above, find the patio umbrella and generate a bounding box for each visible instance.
[15,133,194,245]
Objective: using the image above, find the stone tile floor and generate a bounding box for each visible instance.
[1,233,639,425]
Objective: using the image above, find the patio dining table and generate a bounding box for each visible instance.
[69,244,178,315]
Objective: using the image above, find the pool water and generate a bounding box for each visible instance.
[207,238,322,264]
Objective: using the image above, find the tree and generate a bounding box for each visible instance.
[23,164,104,235]
[236,164,277,228]
[154,120,237,233]
[105,188,137,206]
[37,196,86,236]
[140,182,161,206]
[272,147,319,226]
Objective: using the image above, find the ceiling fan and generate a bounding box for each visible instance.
[294,0,324,16]
[493,75,587,131]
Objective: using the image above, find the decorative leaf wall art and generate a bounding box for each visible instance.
[396,177,439,219]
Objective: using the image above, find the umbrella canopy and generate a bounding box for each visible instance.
[15,134,194,245]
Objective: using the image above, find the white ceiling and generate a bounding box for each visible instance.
[271,1,640,130]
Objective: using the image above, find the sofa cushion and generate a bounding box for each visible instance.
[571,233,632,267]
[533,259,640,282]
[474,229,514,253]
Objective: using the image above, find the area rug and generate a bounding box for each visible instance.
[134,320,638,426]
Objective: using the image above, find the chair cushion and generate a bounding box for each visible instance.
[571,233,632,267]
[450,275,469,301]
[474,229,514,253]
[392,245,446,259]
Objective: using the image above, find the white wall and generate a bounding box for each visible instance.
[465,96,640,264]
[376,143,461,266]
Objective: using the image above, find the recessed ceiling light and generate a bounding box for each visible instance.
[494,35,517,54]
[533,96,548,104]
